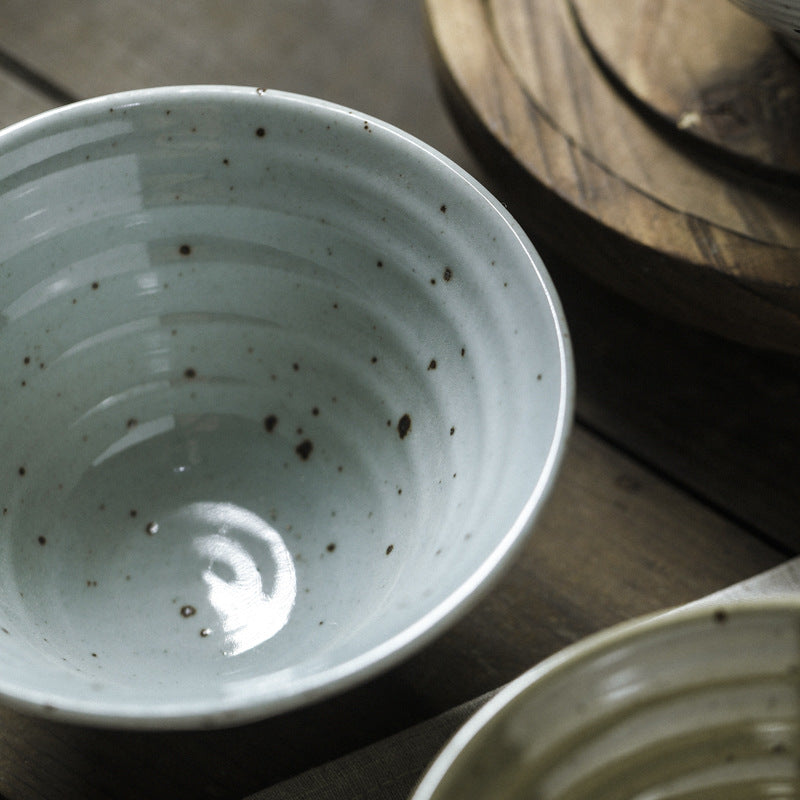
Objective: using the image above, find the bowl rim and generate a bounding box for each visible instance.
[411,594,800,799]
[0,85,575,729]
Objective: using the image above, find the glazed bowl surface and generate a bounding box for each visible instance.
[412,598,800,800]
[0,86,572,728]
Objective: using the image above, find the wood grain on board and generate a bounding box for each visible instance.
[425,0,800,354]
[570,0,800,179]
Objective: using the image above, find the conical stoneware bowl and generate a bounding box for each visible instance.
[412,598,800,800]
[0,86,572,728]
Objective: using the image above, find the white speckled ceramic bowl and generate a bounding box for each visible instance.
[412,598,800,800]
[0,86,572,729]
[728,0,800,56]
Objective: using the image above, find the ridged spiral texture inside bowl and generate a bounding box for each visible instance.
[416,603,800,800]
[0,89,569,725]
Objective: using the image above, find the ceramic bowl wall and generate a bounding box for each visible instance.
[412,599,800,800]
[0,87,572,728]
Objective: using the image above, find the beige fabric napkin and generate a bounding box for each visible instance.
[245,558,800,800]
[244,688,500,800]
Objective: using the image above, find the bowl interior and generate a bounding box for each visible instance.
[0,87,571,726]
[414,600,800,799]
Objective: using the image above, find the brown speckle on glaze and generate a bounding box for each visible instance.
[18,467,26,477]
[256,127,266,138]
[376,260,383,268]
[179,244,192,256]
[1,627,9,635]
[326,543,336,553]
[264,414,278,432]
[91,281,99,290]
[184,367,197,379]
[430,278,436,285]
[713,608,728,624]
[23,356,30,365]
[397,414,411,439]
[443,267,453,282]
[180,605,196,618]
[126,418,138,429]
[38,536,46,546]
[440,204,447,213]
[292,362,300,371]
[129,509,138,518]
[386,545,394,555]
[86,580,98,587]
[461,348,466,357]
[296,439,313,460]
[222,158,229,165]
[428,359,437,370]
[450,426,455,436]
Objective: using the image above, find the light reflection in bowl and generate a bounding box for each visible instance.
[191,502,297,657]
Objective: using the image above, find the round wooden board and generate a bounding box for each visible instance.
[424,0,800,354]
[571,0,800,181]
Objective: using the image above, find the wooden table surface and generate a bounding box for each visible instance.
[0,3,798,798]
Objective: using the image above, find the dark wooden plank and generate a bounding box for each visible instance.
[0,70,57,127]
[0,0,477,174]
[0,429,783,799]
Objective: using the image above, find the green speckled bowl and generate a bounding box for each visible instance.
[413,598,800,800]
[0,86,572,728]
